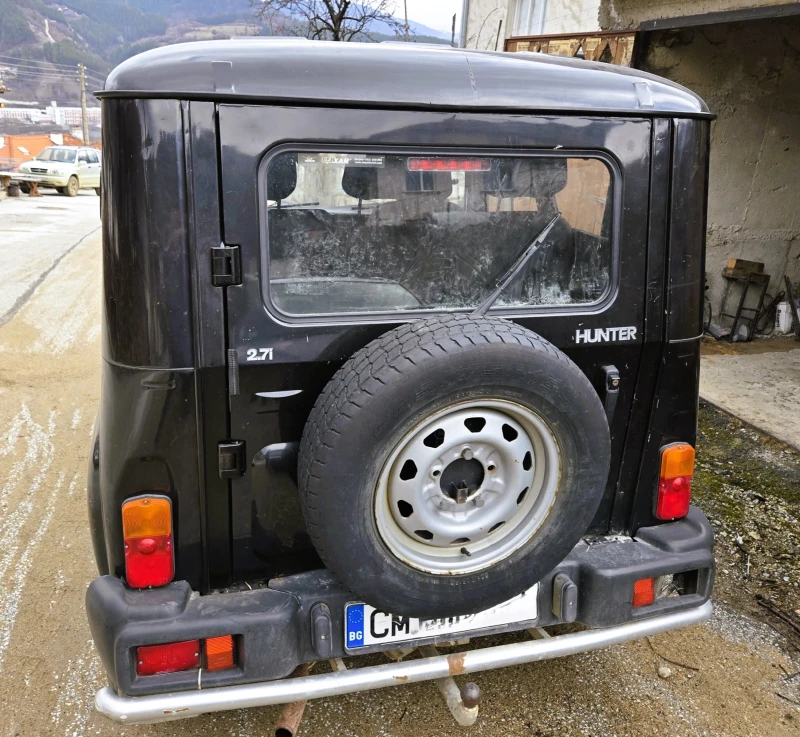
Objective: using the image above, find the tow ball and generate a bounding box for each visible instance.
[272,645,485,735]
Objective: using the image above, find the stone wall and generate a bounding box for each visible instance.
[598,0,794,30]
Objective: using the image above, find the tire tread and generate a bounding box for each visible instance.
[299,316,575,568]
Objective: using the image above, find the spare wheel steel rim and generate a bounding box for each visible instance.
[374,399,561,575]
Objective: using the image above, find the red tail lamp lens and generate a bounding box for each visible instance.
[633,577,655,607]
[136,640,199,676]
[122,496,174,588]
[206,635,235,671]
[407,157,491,172]
[656,444,695,520]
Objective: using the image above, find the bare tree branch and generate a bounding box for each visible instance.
[250,0,405,42]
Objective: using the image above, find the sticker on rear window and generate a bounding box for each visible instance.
[299,153,385,168]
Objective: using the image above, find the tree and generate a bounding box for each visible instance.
[250,0,404,42]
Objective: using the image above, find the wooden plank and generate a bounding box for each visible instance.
[726,258,764,273]
[722,266,770,282]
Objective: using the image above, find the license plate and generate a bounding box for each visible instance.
[344,584,538,650]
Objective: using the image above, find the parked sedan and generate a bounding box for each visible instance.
[18,146,101,196]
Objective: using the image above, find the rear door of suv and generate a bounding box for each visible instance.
[215,105,653,583]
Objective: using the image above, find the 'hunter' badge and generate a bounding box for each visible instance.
[575,327,637,344]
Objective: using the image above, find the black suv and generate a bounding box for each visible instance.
[87,39,714,726]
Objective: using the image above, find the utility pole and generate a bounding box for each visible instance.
[451,13,456,47]
[403,0,409,41]
[78,63,89,144]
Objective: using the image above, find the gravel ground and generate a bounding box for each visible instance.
[0,193,798,736]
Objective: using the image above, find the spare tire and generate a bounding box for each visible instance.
[299,315,610,618]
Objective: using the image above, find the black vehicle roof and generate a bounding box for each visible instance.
[99,38,710,118]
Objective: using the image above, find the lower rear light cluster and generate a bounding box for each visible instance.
[136,635,237,677]
[633,570,701,608]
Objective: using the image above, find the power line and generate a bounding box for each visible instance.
[1,73,73,82]
[1,70,78,81]
[0,53,81,71]
[0,68,105,86]
[0,72,104,90]
[0,54,107,79]
[0,60,105,82]
[0,63,78,77]
[82,66,107,78]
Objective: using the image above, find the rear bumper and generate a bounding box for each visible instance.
[96,600,712,724]
[87,507,714,703]
[23,174,70,187]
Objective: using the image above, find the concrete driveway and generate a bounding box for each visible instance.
[700,338,800,453]
[0,192,797,737]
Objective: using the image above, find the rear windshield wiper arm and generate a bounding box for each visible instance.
[473,213,561,317]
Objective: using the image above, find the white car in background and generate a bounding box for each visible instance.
[18,145,102,196]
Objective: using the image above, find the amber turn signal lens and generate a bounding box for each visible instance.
[632,577,655,607]
[660,444,695,479]
[205,635,235,671]
[122,497,172,539]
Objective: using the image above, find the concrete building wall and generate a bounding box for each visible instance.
[512,0,602,35]
[641,18,800,312]
[464,0,602,46]
[464,0,513,49]
[598,0,795,30]
[540,0,602,33]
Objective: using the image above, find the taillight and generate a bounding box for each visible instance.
[136,640,199,676]
[135,636,237,677]
[656,443,695,520]
[632,577,655,607]
[122,496,174,588]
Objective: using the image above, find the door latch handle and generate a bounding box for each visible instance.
[601,365,620,426]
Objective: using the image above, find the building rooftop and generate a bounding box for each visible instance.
[99,38,710,118]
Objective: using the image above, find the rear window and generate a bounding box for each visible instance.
[264,150,614,317]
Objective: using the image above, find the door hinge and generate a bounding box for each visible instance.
[218,440,246,478]
[227,348,239,396]
[211,244,241,287]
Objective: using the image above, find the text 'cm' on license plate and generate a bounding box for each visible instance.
[345,584,538,650]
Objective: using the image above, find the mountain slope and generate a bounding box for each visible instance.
[0,0,451,107]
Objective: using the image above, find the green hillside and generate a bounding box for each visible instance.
[0,0,245,103]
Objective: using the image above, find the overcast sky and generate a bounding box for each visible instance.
[401,0,463,34]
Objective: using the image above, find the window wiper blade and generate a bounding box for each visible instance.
[472,213,561,316]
